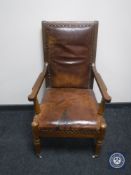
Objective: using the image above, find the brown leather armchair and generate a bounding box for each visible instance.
[28,21,111,158]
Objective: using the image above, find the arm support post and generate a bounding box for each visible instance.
[92,64,111,115]
[92,64,111,103]
[28,63,48,114]
[34,97,40,114]
[98,98,105,115]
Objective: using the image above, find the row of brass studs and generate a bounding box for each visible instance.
[41,129,97,134]
[46,24,91,28]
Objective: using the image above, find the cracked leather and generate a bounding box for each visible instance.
[38,88,100,130]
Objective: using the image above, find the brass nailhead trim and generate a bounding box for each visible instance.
[41,129,98,134]
[46,24,93,28]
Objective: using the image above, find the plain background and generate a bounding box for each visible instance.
[0,0,131,104]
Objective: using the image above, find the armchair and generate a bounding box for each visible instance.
[28,21,111,158]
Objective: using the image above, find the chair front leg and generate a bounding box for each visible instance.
[32,117,42,158]
[93,98,106,158]
[31,97,41,158]
[93,120,107,158]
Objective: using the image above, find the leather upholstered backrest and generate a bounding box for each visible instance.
[42,21,98,88]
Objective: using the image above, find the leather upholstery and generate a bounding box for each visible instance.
[38,88,100,131]
[42,21,98,88]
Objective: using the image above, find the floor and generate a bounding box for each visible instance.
[0,106,131,175]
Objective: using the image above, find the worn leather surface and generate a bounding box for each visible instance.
[38,88,100,130]
[42,21,98,88]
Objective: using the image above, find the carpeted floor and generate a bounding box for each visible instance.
[0,106,131,175]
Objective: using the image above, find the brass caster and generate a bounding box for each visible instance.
[92,154,99,158]
[37,154,42,159]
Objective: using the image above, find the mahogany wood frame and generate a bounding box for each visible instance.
[28,62,111,158]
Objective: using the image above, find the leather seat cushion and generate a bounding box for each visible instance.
[38,88,100,131]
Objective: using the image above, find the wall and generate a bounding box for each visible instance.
[0,0,131,104]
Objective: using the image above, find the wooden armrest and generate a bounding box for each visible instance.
[92,64,111,103]
[28,63,48,101]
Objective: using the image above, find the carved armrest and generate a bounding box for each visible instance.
[92,64,111,103]
[28,63,48,101]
